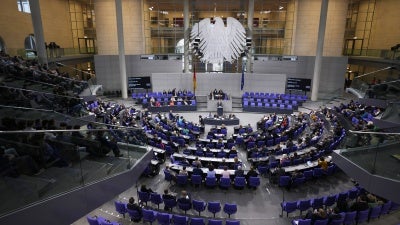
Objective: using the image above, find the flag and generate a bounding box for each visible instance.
[193,64,197,92]
[241,64,245,90]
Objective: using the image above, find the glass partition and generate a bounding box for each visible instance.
[0,107,149,216]
[347,65,400,100]
[338,131,400,181]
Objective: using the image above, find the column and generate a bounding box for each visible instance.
[115,0,128,99]
[311,0,329,101]
[183,0,189,73]
[247,0,254,73]
[29,0,47,66]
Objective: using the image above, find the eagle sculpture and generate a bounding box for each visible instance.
[191,17,246,64]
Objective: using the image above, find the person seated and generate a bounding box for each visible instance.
[350,195,369,212]
[154,101,161,107]
[169,100,175,106]
[179,166,189,176]
[207,164,216,178]
[126,197,142,222]
[304,208,328,223]
[140,184,154,193]
[270,164,286,184]
[177,190,191,206]
[192,164,203,176]
[193,157,202,167]
[245,166,259,185]
[162,188,175,198]
[366,193,383,208]
[280,154,290,166]
[327,207,342,220]
[318,156,328,171]
[221,166,231,179]
[234,165,244,178]
[228,146,238,156]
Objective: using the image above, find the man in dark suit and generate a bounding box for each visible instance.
[126,197,142,222]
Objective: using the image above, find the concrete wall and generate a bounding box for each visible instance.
[293,0,348,57]
[253,56,347,98]
[368,0,400,50]
[94,55,182,91]
[151,73,286,96]
[95,55,346,99]
[94,0,144,55]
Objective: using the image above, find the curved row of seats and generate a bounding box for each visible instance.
[243,101,296,110]
[283,187,399,224]
[164,170,260,190]
[132,91,195,99]
[276,164,337,188]
[243,98,300,106]
[115,196,240,221]
[291,200,399,225]
[242,92,307,101]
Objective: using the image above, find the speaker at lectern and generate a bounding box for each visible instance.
[217,101,223,117]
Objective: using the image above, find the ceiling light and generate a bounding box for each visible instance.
[279,6,284,10]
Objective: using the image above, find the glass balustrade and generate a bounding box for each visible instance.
[0,109,149,217]
[338,131,400,181]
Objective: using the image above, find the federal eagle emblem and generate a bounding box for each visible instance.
[190,17,247,64]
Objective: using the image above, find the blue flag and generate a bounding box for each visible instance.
[241,64,245,90]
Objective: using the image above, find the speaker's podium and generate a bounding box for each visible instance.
[217,106,223,117]
[207,99,232,115]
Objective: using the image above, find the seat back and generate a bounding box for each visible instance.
[127,209,142,222]
[313,219,328,225]
[278,176,291,187]
[311,197,324,210]
[207,201,221,214]
[163,198,177,210]
[192,200,206,215]
[343,211,357,225]
[150,193,163,206]
[138,191,150,204]
[380,201,392,215]
[87,216,100,225]
[249,177,260,188]
[172,214,188,225]
[297,200,311,213]
[223,203,238,216]
[324,195,336,207]
[205,177,217,187]
[176,175,188,186]
[157,212,171,225]
[114,201,127,215]
[142,209,157,223]
[220,177,231,189]
[225,220,240,225]
[356,209,370,224]
[234,177,246,188]
[191,174,202,186]
[190,218,205,225]
[208,219,223,225]
[368,205,382,220]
